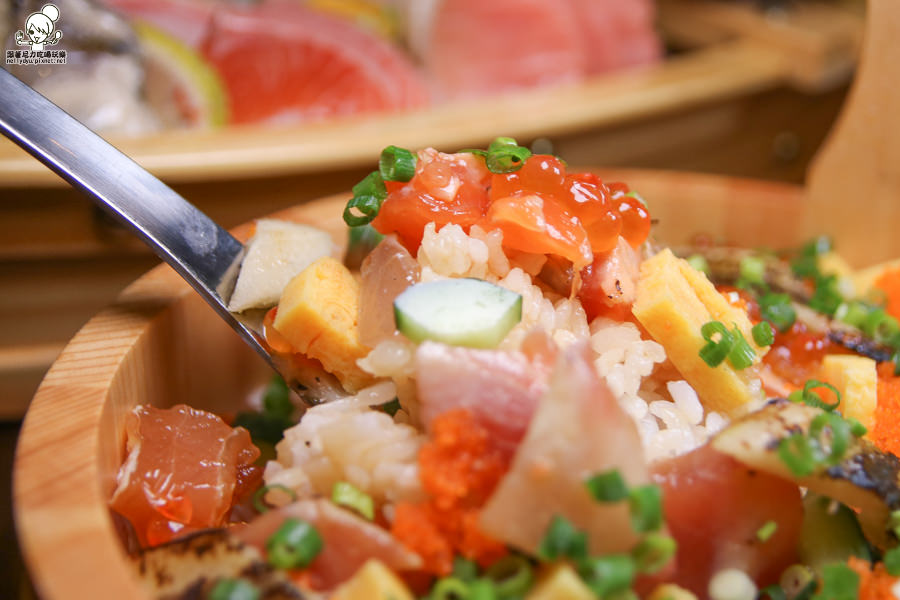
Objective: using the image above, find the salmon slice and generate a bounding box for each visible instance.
[234,499,422,591]
[201,0,429,124]
[109,404,261,547]
[414,340,553,457]
[417,0,586,100]
[478,343,650,555]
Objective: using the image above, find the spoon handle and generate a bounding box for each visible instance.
[0,69,270,362]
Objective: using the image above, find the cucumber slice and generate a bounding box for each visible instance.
[799,492,871,573]
[393,278,522,348]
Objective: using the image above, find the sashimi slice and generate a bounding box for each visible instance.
[358,235,420,348]
[234,499,422,591]
[109,404,261,547]
[566,0,662,75]
[414,341,551,456]
[479,343,649,556]
[201,0,429,125]
[650,443,803,596]
[415,0,586,100]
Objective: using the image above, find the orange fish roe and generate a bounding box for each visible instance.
[871,363,900,457]
[391,409,509,575]
[874,267,900,322]
[848,556,898,600]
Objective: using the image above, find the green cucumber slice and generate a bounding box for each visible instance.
[393,278,522,348]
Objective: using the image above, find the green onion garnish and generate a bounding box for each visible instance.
[759,293,796,332]
[208,578,260,600]
[883,546,900,576]
[628,485,663,533]
[467,579,498,600]
[834,300,871,329]
[484,137,532,174]
[809,411,852,466]
[789,379,841,412]
[252,484,297,514]
[893,351,900,377]
[331,481,375,521]
[738,255,767,288]
[755,520,777,542]
[374,397,402,417]
[760,584,788,600]
[379,145,417,181]
[846,417,868,438]
[265,518,323,570]
[778,434,817,477]
[686,254,710,275]
[538,515,588,561]
[727,327,757,370]
[585,469,629,502]
[484,555,534,598]
[808,274,843,316]
[343,171,388,226]
[699,321,735,367]
[430,576,470,600]
[631,533,676,574]
[752,321,775,347]
[452,556,479,582]
[578,554,636,597]
[862,308,900,344]
[816,563,859,600]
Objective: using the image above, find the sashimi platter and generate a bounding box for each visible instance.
[18,135,900,600]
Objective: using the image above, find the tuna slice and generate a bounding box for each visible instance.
[650,443,803,596]
[414,340,552,456]
[566,0,662,75]
[234,499,422,591]
[415,0,586,100]
[479,343,649,555]
[109,404,261,547]
[201,0,429,124]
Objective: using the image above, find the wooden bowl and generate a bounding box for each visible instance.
[12,170,818,599]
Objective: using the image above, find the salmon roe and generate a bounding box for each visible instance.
[390,409,509,576]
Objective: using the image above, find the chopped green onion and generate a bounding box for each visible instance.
[816,563,859,600]
[485,555,534,598]
[379,145,417,181]
[778,434,817,477]
[467,579,498,600]
[585,469,629,502]
[628,484,663,533]
[631,533,676,574]
[808,274,843,316]
[262,375,292,418]
[889,509,900,539]
[331,481,375,521]
[759,293,796,333]
[252,484,297,514]
[430,576,470,600]
[756,520,778,542]
[862,308,900,344]
[727,327,757,370]
[752,321,775,347]
[265,518,323,570]
[700,321,735,367]
[686,254,710,275]
[884,546,900,576]
[208,578,260,600]
[233,375,295,446]
[739,256,767,287]
[452,556,479,582]
[537,515,588,561]
[344,224,385,271]
[484,137,532,174]
[374,397,402,417]
[834,300,871,329]
[578,554,635,597]
[760,584,787,600]
[809,411,852,466]
[794,379,841,411]
[343,171,387,226]
[846,417,868,438]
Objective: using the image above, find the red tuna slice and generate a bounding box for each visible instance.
[414,340,553,457]
[234,499,422,591]
[566,0,662,75]
[479,343,650,556]
[109,404,261,547]
[103,0,215,48]
[201,1,430,125]
[414,0,586,100]
[650,443,803,597]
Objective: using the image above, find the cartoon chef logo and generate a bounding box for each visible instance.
[15,4,63,52]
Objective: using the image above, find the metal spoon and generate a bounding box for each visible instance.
[0,68,338,403]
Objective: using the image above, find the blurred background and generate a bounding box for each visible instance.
[0,0,866,596]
